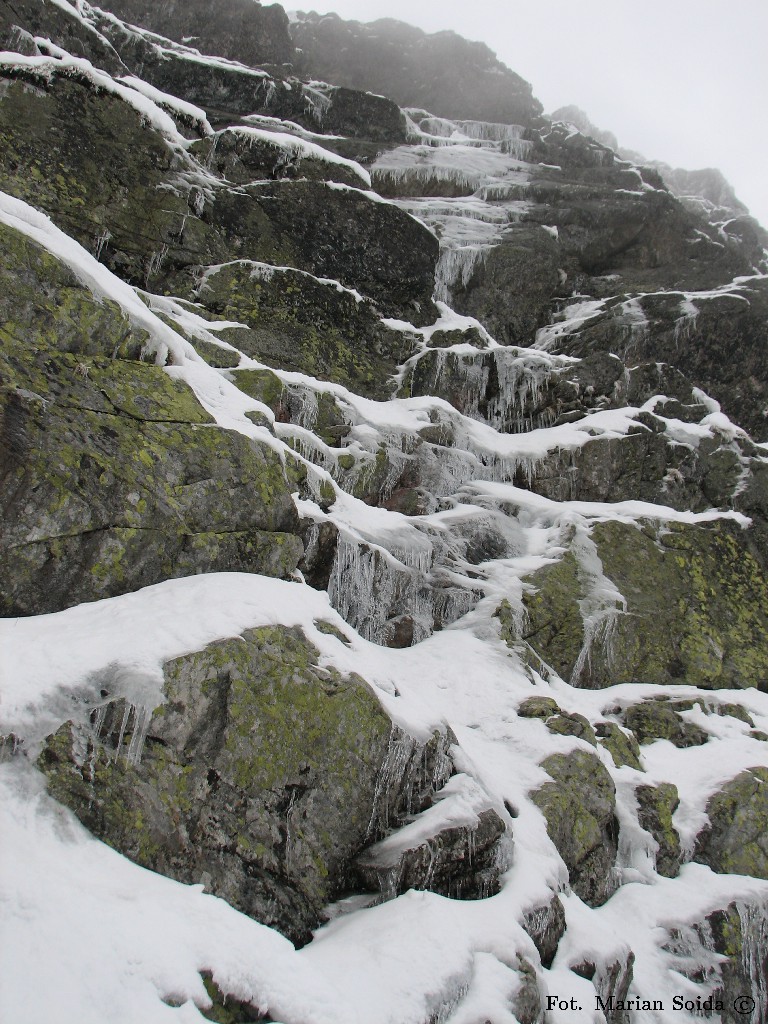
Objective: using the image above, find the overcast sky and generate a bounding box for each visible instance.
[294,0,768,228]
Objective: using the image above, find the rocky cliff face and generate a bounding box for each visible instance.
[2,3,768,1023]
[290,12,544,127]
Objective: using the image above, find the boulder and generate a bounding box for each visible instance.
[39,625,396,945]
[595,723,643,770]
[635,783,682,877]
[355,776,506,901]
[694,768,768,878]
[521,895,566,968]
[622,701,709,749]
[531,750,619,906]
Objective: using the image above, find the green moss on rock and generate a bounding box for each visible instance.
[635,782,682,877]
[201,263,418,400]
[190,128,366,189]
[622,700,709,749]
[546,712,597,746]
[0,69,437,321]
[519,519,768,689]
[199,973,266,1023]
[232,368,286,412]
[531,750,618,906]
[38,625,395,944]
[0,226,302,614]
[694,767,768,878]
[595,722,643,770]
[517,696,561,720]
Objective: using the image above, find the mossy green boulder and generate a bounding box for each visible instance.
[595,722,642,770]
[531,750,618,906]
[517,696,597,745]
[517,696,561,720]
[622,700,709,749]
[39,625,395,944]
[545,711,597,746]
[694,768,768,878]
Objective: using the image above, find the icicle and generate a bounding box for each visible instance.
[366,729,418,837]
[663,922,722,990]
[259,77,277,108]
[570,525,627,686]
[431,734,454,793]
[374,164,484,195]
[422,840,439,890]
[453,120,527,143]
[286,385,319,431]
[434,245,490,303]
[302,84,332,124]
[93,229,111,261]
[417,116,460,138]
[327,534,436,645]
[375,862,405,902]
[620,297,650,355]
[126,705,152,766]
[500,137,534,160]
[91,704,107,741]
[327,536,380,642]
[485,351,554,432]
[672,297,700,348]
[737,900,768,1023]
[114,703,132,758]
[145,244,169,285]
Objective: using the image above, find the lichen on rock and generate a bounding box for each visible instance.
[531,750,619,906]
[38,625,396,944]
[694,768,768,878]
